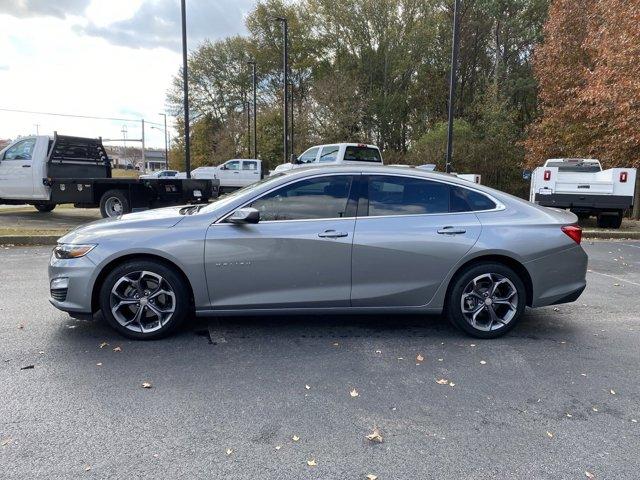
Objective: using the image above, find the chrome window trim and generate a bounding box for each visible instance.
[213,170,505,225]
[214,172,359,225]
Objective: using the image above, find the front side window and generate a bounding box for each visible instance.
[298,147,319,164]
[242,161,258,171]
[366,176,450,216]
[344,146,382,163]
[249,175,353,221]
[3,138,36,160]
[318,145,340,163]
[224,160,240,170]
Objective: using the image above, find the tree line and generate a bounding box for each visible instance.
[167,0,639,205]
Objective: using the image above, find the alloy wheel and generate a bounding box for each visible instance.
[460,273,518,332]
[110,271,176,334]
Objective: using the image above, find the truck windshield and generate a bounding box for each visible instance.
[344,146,382,163]
[545,161,601,172]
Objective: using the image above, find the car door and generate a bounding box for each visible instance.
[351,174,482,307]
[217,160,242,186]
[204,174,358,309]
[0,138,37,198]
[241,160,260,186]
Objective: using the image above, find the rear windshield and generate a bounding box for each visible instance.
[546,161,601,172]
[344,146,382,163]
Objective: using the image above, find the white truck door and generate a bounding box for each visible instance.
[0,137,39,199]
[241,160,260,186]
[218,160,242,187]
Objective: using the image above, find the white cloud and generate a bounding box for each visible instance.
[0,0,254,148]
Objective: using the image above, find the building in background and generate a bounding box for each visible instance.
[143,150,168,172]
[0,139,12,150]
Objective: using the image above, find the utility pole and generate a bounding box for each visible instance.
[180,0,191,178]
[445,0,461,174]
[34,124,40,135]
[246,101,251,157]
[159,113,168,167]
[289,82,294,158]
[121,125,128,167]
[141,119,146,171]
[247,60,257,158]
[275,17,288,164]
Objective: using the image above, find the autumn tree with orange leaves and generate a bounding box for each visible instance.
[525,0,640,216]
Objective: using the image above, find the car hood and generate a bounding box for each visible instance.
[58,206,186,244]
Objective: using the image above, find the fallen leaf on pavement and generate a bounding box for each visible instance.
[366,427,383,443]
[436,378,449,385]
[416,354,424,362]
[226,448,233,455]
[99,342,108,349]
[350,388,359,397]
[142,382,152,389]
[66,325,77,329]
[546,431,554,438]
[84,465,91,472]
[585,471,595,479]
[613,283,620,287]
[366,475,378,480]
[292,435,300,442]
[96,363,102,367]
[480,360,487,365]
[469,344,476,347]
[1,437,12,446]
[20,365,34,370]
[113,346,122,352]
[307,459,317,466]
[17,324,24,330]
[375,350,382,354]
[610,389,616,395]
[592,407,599,412]
[631,419,637,423]
[333,342,339,346]
[275,445,282,450]
[305,385,310,390]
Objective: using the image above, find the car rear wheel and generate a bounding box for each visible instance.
[34,203,56,213]
[99,260,189,340]
[446,262,526,339]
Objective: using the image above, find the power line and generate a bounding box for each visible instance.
[0,107,166,127]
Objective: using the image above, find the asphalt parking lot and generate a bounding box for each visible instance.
[1,241,639,479]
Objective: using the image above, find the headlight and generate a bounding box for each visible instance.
[53,244,97,259]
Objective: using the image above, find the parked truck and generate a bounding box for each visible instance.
[0,134,218,218]
[530,158,637,228]
[177,159,263,193]
[271,143,383,174]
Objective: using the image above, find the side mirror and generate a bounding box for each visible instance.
[290,154,299,164]
[228,207,260,224]
[522,169,532,181]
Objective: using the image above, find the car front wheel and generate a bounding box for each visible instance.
[446,262,526,339]
[99,260,189,340]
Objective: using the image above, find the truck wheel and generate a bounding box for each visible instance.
[34,203,56,213]
[99,190,130,218]
[99,260,190,340]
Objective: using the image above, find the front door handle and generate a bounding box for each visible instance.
[318,229,348,238]
[437,226,466,235]
[22,164,31,168]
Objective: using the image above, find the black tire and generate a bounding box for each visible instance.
[446,262,527,339]
[99,189,130,218]
[99,260,190,340]
[34,203,56,213]
[596,211,623,229]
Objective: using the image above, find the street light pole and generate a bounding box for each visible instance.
[247,60,257,158]
[159,113,168,167]
[180,0,191,178]
[275,17,288,164]
[289,82,294,157]
[246,101,251,157]
[445,0,461,174]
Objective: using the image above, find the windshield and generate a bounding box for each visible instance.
[197,173,286,214]
[344,146,382,163]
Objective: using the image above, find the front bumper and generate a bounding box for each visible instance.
[525,245,588,308]
[48,251,97,315]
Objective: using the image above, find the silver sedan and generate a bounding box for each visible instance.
[49,166,588,340]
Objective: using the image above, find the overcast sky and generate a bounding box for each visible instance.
[0,0,254,148]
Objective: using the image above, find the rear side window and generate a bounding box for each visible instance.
[344,146,382,163]
[450,186,496,212]
[319,145,340,163]
[243,161,258,171]
[366,176,449,216]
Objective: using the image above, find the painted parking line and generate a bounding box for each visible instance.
[620,243,640,249]
[587,269,640,287]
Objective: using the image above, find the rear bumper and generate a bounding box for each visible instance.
[525,245,588,308]
[535,193,633,211]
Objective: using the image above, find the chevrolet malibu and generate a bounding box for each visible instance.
[49,166,588,340]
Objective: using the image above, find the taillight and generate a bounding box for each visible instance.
[620,171,628,183]
[543,170,551,181]
[562,225,582,244]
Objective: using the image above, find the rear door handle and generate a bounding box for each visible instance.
[22,164,31,168]
[318,229,348,238]
[437,226,466,235]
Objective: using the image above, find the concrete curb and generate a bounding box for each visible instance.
[582,230,640,240]
[0,235,60,246]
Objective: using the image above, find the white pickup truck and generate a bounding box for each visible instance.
[530,158,637,228]
[0,134,218,218]
[177,159,263,193]
[271,143,383,174]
